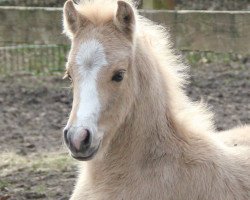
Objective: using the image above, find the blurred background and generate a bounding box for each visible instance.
[0,0,249,10]
[0,0,249,200]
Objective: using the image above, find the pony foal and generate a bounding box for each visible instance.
[62,0,250,199]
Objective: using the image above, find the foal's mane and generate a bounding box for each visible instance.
[75,0,215,136]
[136,18,215,138]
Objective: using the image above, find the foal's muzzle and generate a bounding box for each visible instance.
[64,128,99,161]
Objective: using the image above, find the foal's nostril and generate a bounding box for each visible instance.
[64,128,69,144]
[64,129,68,136]
[83,129,91,145]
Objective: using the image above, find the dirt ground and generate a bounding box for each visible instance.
[0,54,249,200]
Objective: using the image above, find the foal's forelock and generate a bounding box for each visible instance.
[69,39,107,135]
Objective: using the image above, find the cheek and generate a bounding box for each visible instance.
[97,80,131,125]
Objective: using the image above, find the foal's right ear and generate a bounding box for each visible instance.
[63,0,78,38]
[63,0,88,38]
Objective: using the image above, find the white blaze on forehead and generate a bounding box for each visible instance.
[75,39,107,135]
[76,39,107,68]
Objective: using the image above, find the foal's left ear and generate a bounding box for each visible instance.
[114,1,135,39]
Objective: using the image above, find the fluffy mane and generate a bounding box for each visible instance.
[139,18,216,135]
[136,10,215,137]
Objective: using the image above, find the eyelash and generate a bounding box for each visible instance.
[64,71,72,82]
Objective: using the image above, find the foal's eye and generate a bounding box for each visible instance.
[112,70,126,82]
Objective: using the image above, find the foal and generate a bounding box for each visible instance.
[62,0,250,199]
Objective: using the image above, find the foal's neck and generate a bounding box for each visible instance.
[129,40,183,156]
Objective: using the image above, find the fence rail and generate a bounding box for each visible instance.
[141,10,250,54]
[1,7,249,53]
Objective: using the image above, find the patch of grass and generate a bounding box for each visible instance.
[0,179,9,190]
[33,184,47,194]
[185,51,202,65]
[0,152,76,177]
[31,154,74,172]
[183,51,244,67]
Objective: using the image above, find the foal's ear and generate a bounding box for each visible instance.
[63,0,88,38]
[63,0,78,37]
[114,1,135,39]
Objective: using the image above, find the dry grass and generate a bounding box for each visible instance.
[0,151,76,177]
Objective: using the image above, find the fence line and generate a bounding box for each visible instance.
[1,7,249,53]
[0,7,249,75]
[0,44,69,74]
[0,44,59,50]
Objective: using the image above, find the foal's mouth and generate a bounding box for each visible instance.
[71,145,100,161]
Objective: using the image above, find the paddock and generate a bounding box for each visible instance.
[0,4,249,200]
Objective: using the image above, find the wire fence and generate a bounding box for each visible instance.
[0,44,69,75]
[0,43,248,76]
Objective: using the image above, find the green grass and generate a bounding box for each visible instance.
[0,152,76,177]
[33,185,47,194]
[184,51,235,66]
[0,179,9,190]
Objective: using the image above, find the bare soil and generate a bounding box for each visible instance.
[0,55,249,200]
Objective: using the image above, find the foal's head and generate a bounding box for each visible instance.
[63,0,137,160]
